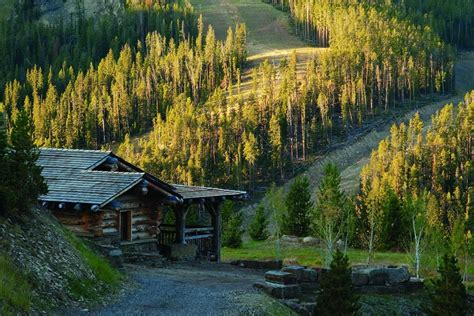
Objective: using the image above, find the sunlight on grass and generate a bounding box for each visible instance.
[222,240,474,278]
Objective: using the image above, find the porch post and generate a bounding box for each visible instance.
[210,202,222,262]
[174,205,189,244]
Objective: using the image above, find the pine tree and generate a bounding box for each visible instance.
[248,204,269,241]
[222,211,244,248]
[9,110,47,212]
[428,254,468,316]
[283,176,313,237]
[316,249,359,316]
[313,162,348,267]
[0,126,12,215]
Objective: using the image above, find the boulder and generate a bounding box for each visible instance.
[281,235,300,243]
[302,268,319,283]
[282,265,305,282]
[302,236,318,244]
[385,265,410,284]
[108,249,124,268]
[367,268,389,285]
[351,271,369,286]
[254,281,301,299]
[405,277,424,292]
[265,270,297,285]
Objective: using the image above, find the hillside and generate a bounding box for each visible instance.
[0,209,121,314]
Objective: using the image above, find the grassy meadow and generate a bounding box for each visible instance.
[222,239,474,288]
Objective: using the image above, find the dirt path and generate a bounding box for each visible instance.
[82,263,291,316]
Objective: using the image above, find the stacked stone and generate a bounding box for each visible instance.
[254,265,319,299]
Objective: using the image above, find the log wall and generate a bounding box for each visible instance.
[52,192,163,245]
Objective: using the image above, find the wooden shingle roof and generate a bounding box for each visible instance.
[37,148,246,207]
[172,184,247,200]
[38,148,146,207]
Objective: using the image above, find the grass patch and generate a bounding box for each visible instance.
[222,240,474,278]
[0,255,32,315]
[62,229,122,300]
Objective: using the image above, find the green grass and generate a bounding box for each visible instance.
[190,0,307,54]
[63,229,122,299]
[0,256,32,315]
[222,240,474,279]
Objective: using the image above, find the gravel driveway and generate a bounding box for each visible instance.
[84,263,283,316]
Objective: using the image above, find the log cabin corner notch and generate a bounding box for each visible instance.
[37,148,247,261]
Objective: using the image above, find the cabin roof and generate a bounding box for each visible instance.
[37,148,246,208]
[172,184,247,200]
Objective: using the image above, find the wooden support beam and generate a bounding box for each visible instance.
[174,205,189,244]
[209,202,222,262]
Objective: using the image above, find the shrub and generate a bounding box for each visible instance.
[248,204,269,241]
[282,176,312,237]
[427,254,468,315]
[222,211,244,248]
[316,249,359,316]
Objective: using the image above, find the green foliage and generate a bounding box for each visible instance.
[282,176,312,237]
[313,163,351,266]
[379,189,408,251]
[222,211,244,248]
[63,229,121,288]
[248,204,269,241]
[0,256,31,314]
[0,110,46,215]
[427,254,468,316]
[316,249,359,316]
[358,97,473,248]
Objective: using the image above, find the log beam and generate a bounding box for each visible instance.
[174,205,189,244]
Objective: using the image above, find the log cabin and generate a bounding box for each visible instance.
[37,148,247,261]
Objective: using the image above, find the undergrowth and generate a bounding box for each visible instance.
[0,255,32,315]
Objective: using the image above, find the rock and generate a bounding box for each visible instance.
[351,271,369,286]
[302,236,318,244]
[281,235,300,243]
[385,265,410,284]
[282,265,305,282]
[405,277,424,292]
[265,270,297,285]
[367,268,389,285]
[254,281,301,299]
[236,260,282,270]
[302,268,319,283]
[107,249,124,268]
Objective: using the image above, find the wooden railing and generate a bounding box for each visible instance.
[159,225,215,258]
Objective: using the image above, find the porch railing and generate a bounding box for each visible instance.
[159,224,215,258]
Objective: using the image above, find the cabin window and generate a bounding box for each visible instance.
[120,211,132,242]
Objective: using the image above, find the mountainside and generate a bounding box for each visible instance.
[0,209,121,314]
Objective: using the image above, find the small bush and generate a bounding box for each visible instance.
[427,254,468,315]
[249,204,269,241]
[316,249,359,315]
[0,255,31,314]
[223,211,244,248]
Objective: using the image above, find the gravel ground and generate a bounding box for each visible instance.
[80,263,280,316]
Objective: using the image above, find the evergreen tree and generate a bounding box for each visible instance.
[313,162,348,267]
[316,249,359,316]
[283,176,313,237]
[0,126,12,215]
[222,211,244,248]
[380,189,408,251]
[9,110,47,212]
[428,254,468,316]
[248,204,269,241]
